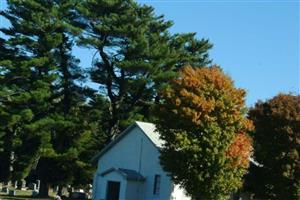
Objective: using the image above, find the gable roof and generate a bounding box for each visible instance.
[91,121,163,163]
[100,167,145,181]
[135,121,163,148]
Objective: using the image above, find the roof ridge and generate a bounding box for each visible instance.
[91,121,163,163]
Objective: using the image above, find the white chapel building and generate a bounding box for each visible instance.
[92,121,190,200]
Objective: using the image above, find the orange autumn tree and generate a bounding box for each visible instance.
[156,66,253,200]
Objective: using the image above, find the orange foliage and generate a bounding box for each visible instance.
[156,65,254,198]
[159,65,254,168]
[226,133,253,168]
[161,65,251,129]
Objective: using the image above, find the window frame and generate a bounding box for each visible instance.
[153,174,161,195]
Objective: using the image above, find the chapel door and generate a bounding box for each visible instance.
[106,181,120,200]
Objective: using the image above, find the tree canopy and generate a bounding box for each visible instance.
[1,1,296,199]
[0,0,61,183]
[156,66,253,200]
[0,0,213,195]
[0,0,102,196]
[247,94,300,199]
[78,0,212,138]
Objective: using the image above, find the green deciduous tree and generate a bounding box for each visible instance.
[247,94,300,200]
[77,0,212,139]
[156,66,253,200]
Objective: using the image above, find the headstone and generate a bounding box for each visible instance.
[17,179,26,190]
[54,186,59,193]
[13,181,17,189]
[36,180,40,191]
[21,180,26,190]
[78,189,84,193]
[8,190,16,196]
[88,184,92,199]
[33,183,37,191]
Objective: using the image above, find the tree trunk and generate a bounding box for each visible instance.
[38,180,49,197]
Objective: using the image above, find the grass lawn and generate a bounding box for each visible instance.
[0,189,53,200]
[0,196,51,200]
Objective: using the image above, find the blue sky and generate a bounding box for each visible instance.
[1,0,299,106]
[136,0,299,106]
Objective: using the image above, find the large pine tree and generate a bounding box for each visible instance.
[0,0,58,182]
[78,0,212,139]
[0,36,23,182]
[0,0,104,196]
